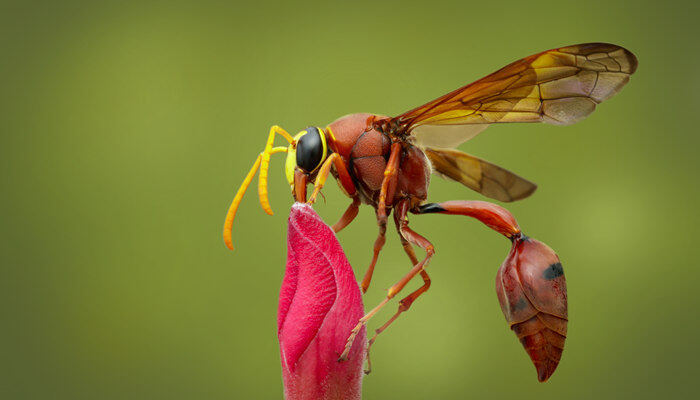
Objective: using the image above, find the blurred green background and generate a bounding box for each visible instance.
[2,0,698,398]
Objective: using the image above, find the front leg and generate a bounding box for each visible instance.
[308,150,358,205]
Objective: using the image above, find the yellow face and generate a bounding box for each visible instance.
[284,127,327,186]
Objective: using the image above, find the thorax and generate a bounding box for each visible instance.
[325,114,431,208]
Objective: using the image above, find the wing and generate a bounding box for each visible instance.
[411,124,489,149]
[389,43,638,147]
[424,147,537,202]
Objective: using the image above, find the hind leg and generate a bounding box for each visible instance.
[364,198,432,373]
[340,200,435,361]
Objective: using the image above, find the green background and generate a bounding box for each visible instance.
[2,0,698,398]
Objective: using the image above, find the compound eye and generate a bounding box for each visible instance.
[296,127,324,173]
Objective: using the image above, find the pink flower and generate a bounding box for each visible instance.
[278,203,366,400]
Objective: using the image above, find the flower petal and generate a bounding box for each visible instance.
[279,203,366,400]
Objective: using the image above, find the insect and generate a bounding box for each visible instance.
[223,43,637,381]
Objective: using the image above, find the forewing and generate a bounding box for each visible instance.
[393,43,637,138]
[424,147,537,202]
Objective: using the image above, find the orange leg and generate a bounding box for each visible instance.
[330,151,357,198]
[309,151,359,209]
[360,142,402,294]
[326,129,357,198]
[377,142,402,220]
[360,211,386,294]
[340,201,435,362]
[343,200,523,365]
[332,196,360,233]
[308,153,339,204]
[293,169,307,203]
[364,199,432,374]
[305,150,359,232]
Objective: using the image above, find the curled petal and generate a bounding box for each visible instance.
[278,203,366,400]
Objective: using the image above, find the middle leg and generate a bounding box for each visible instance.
[340,199,435,361]
[365,198,432,373]
[359,141,402,294]
[332,196,361,233]
[360,208,387,293]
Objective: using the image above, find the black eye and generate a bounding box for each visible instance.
[296,127,324,172]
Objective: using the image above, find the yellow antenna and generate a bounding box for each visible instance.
[258,126,295,215]
[223,125,294,251]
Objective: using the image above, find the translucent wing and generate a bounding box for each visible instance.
[411,124,488,149]
[390,43,638,145]
[424,147,537,202]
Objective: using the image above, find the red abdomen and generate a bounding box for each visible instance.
[496,236,568,382]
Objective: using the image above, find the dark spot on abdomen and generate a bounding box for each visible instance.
[513,296,529,311]
[543,262,564,280]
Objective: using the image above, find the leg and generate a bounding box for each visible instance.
[377,142,402,220]
[325,128,357,197]
[308,152,359,205]
[329,150,357,198]
[365,199,432,374]
[360,210,387,294]
[308,153,339,204]
[332,197,360,233]
[360,141,402,293]
[377,200,520,309]
[340,201,435,361]
[306,152,360,231]
[293,168,308,203]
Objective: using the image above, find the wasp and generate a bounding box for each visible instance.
[223,43,637,381]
